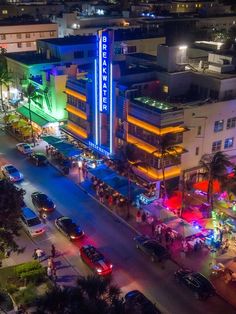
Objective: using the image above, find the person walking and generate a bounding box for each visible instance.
[52,267,57,281]
[48,257,55,269]
[136,210,141,223]
[51,244,56,258]
[35,248,44,261]
[47,266,52,279]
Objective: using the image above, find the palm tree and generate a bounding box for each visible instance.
[153,133,182,203]
[199,151,231,211]
[23,83,38,147]
[0,65,12,114]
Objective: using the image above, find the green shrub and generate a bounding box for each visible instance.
[5,283,18,294]
[19,268,45,284]
[14,284,37,307]
[15,261,41,276]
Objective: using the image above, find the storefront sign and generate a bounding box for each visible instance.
[88,141,110,156]
[98,30,112,113]
[139,194,157,205]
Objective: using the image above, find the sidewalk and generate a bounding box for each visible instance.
[33,139,236,308]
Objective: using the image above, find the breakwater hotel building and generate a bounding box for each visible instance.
[64,30,187,187]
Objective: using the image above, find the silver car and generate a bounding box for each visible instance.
[1,164,24,182]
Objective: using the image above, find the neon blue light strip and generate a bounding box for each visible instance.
[109,63,113,153]
[99,34,103,113]
[94,59,98,145]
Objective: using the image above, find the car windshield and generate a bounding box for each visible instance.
[92,253,104,262]
[39,194,50,202]
[7,167,18,174]
[24,145,30,149]
[145,241,165,254]
[27,217,41,227]
[37,154,46,160]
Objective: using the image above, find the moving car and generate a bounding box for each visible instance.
[134,235,169,262]
[80,245,113,276]
[174,269,215,300]
[55,216,84,240]
[16,143,32,155]
[124,290,161,314]
[28,153,48,166]
[20,207,45,237]
[31,192,55,212]
[1,164,23,182]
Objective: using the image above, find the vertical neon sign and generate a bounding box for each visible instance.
[99,30,111,113]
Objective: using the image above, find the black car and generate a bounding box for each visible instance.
[174,269,215,300]
[124,290,161,314]
[134,235,169,262]
[31,192,55,212]
[28,153,48,166]
[55,216,84,240]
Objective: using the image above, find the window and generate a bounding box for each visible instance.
[50,31,55,37]
[214,120,224,132]
[0,34,6,40]
[17,43,22,48]
[16,33,22,39]
[26,42,31,47]
[25,33,30,38]
[224,137,234,149]
[195,147,199,155]
[227,117,236,129]
[40,32,44,38]
[163,85,169,93]
[197,126,201,135]
[74,51,84,58]
[2,10,8,15]
[212,140,222,152]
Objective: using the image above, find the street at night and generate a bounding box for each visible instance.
[1,130,235,314]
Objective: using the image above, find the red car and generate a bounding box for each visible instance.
[80,245,113,276]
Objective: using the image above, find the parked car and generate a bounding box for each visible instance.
[16,143,32,155]
[134,235,169,262]
[31,192,55,212]
[174,269,215,300]
[28,153,48,166]
[80,245,113,276]
[55,216,84,240]
[124,290,161,314]
[20,207,45,237]
[1,164,23,182]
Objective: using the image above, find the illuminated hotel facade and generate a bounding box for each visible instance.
[64,30,186,186]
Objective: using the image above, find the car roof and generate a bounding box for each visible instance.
[59,216,71,221]
[22,207,37,219]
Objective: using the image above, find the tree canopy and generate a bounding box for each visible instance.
[0,179,25,253]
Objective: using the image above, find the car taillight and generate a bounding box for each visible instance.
[109,264,113,269]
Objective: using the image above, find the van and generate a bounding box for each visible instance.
[20,207,46,237]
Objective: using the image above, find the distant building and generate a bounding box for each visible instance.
[0,20,58,53]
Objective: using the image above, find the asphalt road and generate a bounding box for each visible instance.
[0,130,235,314]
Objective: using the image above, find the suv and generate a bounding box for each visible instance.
[124,290,161,314]
[20,207,45,237]
[174,269,215,300]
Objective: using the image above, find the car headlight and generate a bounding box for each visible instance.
[70,235,76,239]
[109,264,113,269]
[96,268,102,273]
[9,176,15,181]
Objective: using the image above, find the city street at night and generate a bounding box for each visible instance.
[1,131,235,314]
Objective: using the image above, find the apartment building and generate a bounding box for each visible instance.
[0,20,58,53]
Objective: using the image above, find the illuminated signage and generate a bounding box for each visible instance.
[88,141,110,156]
[98,30,112,113]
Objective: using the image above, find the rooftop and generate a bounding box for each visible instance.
[40,35,96,46]
[0,18,53,26]
[5,52,60,65]
[133,96,173,112]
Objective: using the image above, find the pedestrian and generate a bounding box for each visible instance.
[32,248,37,260]
[99,191,104,203]
[51,244,56,258]
[47,266,52,279]
[35,248,44,261]
[141,211,146,223]
[136,210,141,223]
[45,145,49,156]
[108,195,113,207]
[165,231,170,244]
[39,211,47,224]
[52,267,57,281]
[48,257,55,269]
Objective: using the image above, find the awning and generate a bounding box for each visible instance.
[89,165,116,181]
[17,105,57,127]
[42,135,63,145]
[60,148,82,157]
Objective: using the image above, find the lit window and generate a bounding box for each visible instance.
[214,120,224,132]
[163,85,169,93]
[40,32,44,38]
[2,10,8,15]
[17,43,22,48]
[186,5,188,8]
[21,8,24,11]
[212,140,222,153]
[25,33,30,38]
[50,31,55,37]
[224,137,234,149]
[227,117,236,129]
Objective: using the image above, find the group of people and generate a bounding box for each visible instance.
[32,244,57,281]
[91,176,129,209]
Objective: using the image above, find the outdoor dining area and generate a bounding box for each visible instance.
[88,164,147,210]
[4,113,35,142]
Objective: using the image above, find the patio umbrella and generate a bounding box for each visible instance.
[15,120,28,128]
[41,135,63,145]
[21,127,31,136]
[4,113,19,122]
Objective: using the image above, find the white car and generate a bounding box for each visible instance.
[16,143,32,155]
[20,207,46,237]
[1,164,24,182]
